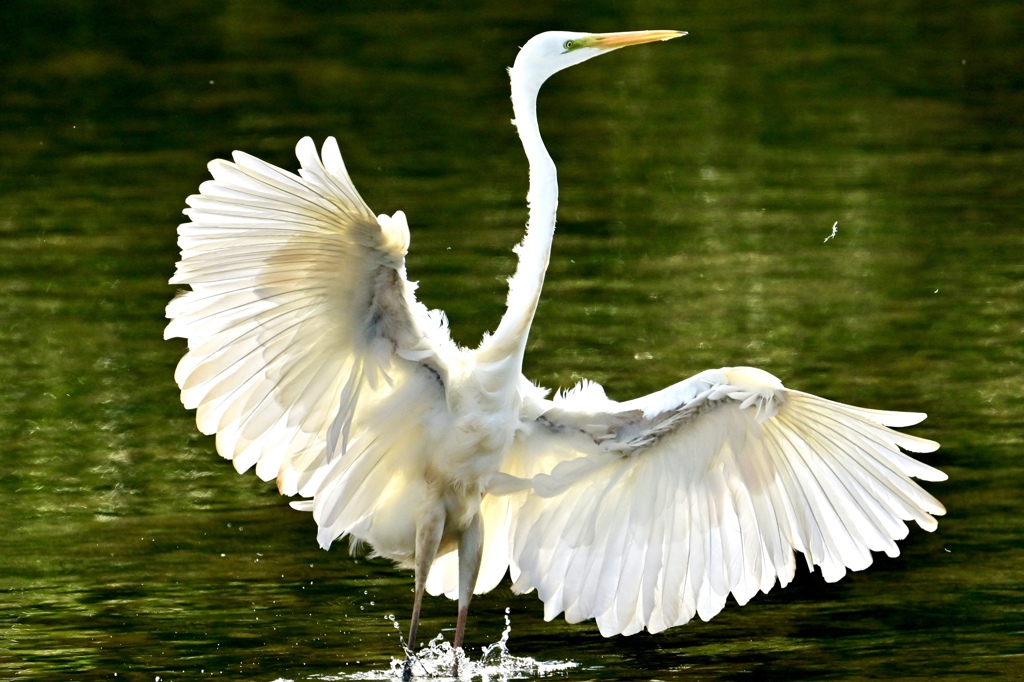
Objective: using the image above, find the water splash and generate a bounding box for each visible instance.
[321,609,577,681]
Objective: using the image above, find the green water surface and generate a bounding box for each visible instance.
[1,1,1022,680]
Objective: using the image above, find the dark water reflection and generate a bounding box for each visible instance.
[1,1,1022,680]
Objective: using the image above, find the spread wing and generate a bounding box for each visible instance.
[165,136,454,498]
[503,366,945,636]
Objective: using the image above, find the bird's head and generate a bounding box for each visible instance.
[511,30,686,90]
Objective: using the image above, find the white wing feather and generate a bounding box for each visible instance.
[165,137,453,501]
[505,366,945,636]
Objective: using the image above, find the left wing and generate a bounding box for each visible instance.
[502,366,945,636]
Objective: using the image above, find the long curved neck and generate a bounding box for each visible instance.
[479,68,557,368]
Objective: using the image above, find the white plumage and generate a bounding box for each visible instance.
[165,30,945,664]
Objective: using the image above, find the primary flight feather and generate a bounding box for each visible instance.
[166,29,945,666]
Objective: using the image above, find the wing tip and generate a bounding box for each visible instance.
[880,410,928,428]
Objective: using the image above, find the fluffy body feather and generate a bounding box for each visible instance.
[166,30,945,647]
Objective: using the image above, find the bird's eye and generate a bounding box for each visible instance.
[563,40,574,50]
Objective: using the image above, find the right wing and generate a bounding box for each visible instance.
[503,367,945,636]
[165,137,456,501]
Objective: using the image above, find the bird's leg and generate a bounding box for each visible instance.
[403,505,445,681]
[452,512,484,677]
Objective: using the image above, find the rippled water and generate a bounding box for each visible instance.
[2,1,1022,680]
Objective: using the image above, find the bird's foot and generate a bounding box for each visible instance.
[450,646,466,679]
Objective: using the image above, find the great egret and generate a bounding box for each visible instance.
[166,28,945,667]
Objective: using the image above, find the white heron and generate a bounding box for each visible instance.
[165,29,945,667]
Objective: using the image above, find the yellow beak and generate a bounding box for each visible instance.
[591,30,687,50]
